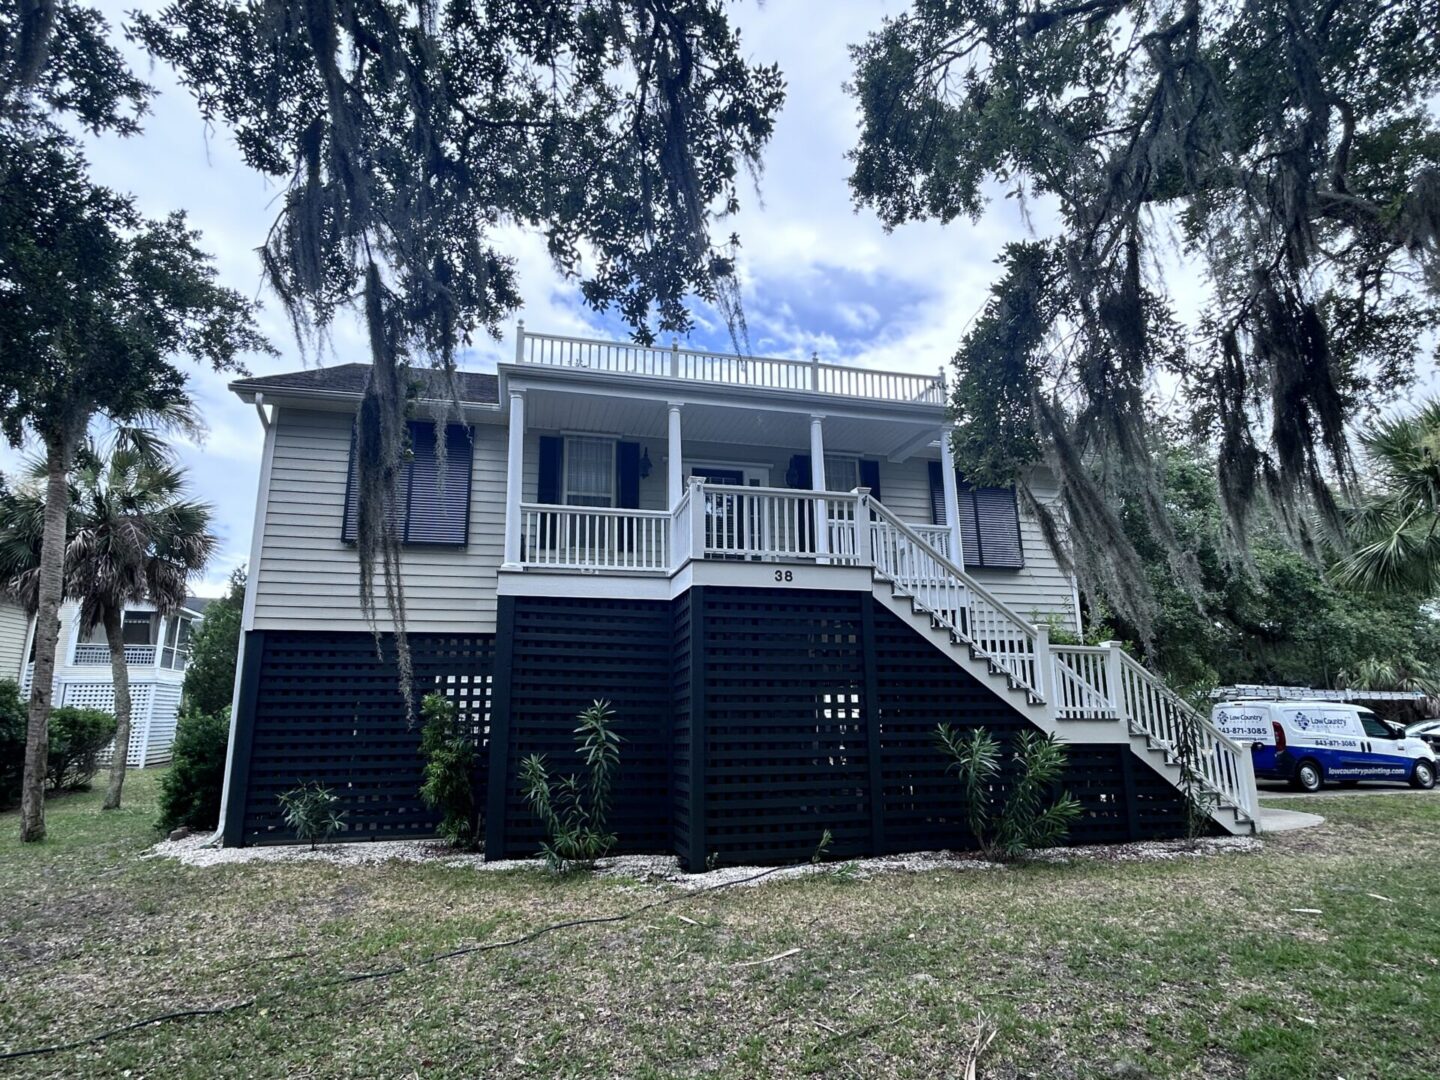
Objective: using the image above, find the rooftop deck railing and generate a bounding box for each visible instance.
[513,328,947,406]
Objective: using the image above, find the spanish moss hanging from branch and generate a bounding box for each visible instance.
[136,1,784,704]
[849,0,1440,638]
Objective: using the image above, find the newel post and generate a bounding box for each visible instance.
[688,475,706,562]
[670,338,680,378]
[1033,623,1053,722]
[1101,640,1126,722]
[514,319,525,364]
[853,488,872,566]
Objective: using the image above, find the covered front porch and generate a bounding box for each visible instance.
[498,368,966,576]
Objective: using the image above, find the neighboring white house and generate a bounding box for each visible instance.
[218,327,1258,860]
[20,599,204,767]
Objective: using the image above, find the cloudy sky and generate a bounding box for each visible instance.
[5,2,1053,594]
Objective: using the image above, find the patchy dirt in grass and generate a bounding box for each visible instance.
[146,832,1263,887]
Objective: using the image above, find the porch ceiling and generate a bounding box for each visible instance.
[521,386,943,460]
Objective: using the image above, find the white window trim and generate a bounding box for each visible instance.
[683,460,772,487]
[562,434,618,507]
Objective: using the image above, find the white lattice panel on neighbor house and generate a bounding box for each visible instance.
[65,682,156,769]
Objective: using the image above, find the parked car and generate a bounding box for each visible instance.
[1212,700,1437,793]
[1405,719,1440,754]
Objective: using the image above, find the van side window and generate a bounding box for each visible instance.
[1359,713,1393,739]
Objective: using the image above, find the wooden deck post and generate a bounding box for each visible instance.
[503,389,525,568]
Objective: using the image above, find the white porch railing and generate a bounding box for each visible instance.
[509,481,1258,828]
[520,504,670,572]
[866,498,1043,697]
[73,643,157,666]
[1112,649,1259,823]
[515,329,946,405]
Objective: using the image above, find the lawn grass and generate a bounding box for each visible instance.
[2,773,1438,1079]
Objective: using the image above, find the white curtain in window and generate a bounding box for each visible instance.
[566,437,615,506]
[824,454,859,493]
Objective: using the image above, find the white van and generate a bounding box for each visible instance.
[1211,700,1437,793]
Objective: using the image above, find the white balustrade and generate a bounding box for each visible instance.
[72,643,157,666]
[866,498,1041,697]
[519,504,670,572]
[1050,646,1118,719]
[516,330,946,405]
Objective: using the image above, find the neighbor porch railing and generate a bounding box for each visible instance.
[514,328,947,405]
[73,643,157,666]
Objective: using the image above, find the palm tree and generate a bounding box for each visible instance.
[1333,400,1440,594]
[0,435,216,810]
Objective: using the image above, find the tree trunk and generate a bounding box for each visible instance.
[100,606,131,810]
[19,424,81,842]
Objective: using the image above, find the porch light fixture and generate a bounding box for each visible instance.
[640,447,652,479]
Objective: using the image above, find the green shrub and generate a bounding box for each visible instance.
[418,692,481,848]
[277,782,346,848]
[157,707,230,832]
[48,706,118,791]
[520,700,620,871]
[935,725,1083,860]
[0,679,26,808]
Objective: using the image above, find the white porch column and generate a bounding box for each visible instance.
[809,414,829,557]
[667,402,684,510]
[940,426,964,565]
[503,388,526,568]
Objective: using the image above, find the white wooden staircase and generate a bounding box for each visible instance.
[861,496,1260,836]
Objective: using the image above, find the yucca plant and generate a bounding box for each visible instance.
[936,726,1082,860]
[519,700,620,871]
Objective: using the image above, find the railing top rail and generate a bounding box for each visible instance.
[1052,644,1110,656]
[695,482,844,499]
[865,496,1039,636]
[517,331,945,403]
[1113,649,1247,754]
[520,502,670,519]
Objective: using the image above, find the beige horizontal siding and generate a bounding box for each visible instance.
[250,407,506,634]
[251,409,1077,636]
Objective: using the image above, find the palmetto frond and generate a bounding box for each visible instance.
[0,435,215,628]
[1336,400,1440,595]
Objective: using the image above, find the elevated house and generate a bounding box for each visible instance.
[20,599,203,767]
[221,327,1259,866]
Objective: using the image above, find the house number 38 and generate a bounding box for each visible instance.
[774,570,794,582]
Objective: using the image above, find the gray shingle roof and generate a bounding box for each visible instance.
[230,363,499,405]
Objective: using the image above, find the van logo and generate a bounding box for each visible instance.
[1292,711,1347,732]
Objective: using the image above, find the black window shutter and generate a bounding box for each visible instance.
[405,423,472,545]
[537,435,564,504]
[859,459,882,502]
[927,461,946,525]
[957,483,981,568]
[341,426,360,542]
[972,485,1024,568]
[786,453,812,489]
[616,441,641,509]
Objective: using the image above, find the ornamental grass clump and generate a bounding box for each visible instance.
[519,700,620,872]
[936,726,1082,860]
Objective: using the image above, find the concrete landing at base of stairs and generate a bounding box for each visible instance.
[1259,807,1325,833]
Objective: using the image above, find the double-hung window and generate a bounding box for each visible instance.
[563,436,617,507]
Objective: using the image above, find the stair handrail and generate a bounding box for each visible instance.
[864,494,1045,698]
[863,495,1040,635]
[1111,648,1259,822]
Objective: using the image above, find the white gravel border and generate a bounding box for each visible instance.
[145,832,1262,889]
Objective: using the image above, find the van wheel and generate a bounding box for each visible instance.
[1291,760,1323,793]
[1411,760,1436,790]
